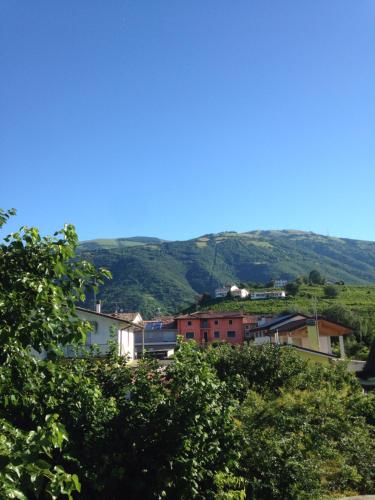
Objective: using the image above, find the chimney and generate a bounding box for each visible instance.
[96,300,101,314]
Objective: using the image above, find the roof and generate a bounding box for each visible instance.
[111,312,141,322]
[281,344,339,359]
[253,316,352,336]
[144,318,177,330]
[76,307,140,329]
[243,315,262,324]
[175,311,246,320]
[253,313,309,330]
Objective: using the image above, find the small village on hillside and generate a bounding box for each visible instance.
[72,275,375,386]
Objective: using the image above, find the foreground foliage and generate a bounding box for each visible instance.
[1,210,375,498]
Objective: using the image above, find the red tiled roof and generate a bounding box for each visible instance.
[176,311,246,320]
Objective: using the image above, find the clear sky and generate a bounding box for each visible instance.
[1,1,374,242]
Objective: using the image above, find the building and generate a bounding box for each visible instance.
[176,311,252,345]
[63,302,138,359]
[134,317,177,358]
[215,285,249,299]
[248,313,351,359]
[243,315,272,340]
[215,287,229,298]
[111,311,143,326]
[250,290,286,300]
[273,279,288,289]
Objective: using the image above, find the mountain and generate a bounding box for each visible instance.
[78,230,375,318]
[79,236,167,251]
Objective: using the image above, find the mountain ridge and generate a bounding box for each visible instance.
[78,229,375,317]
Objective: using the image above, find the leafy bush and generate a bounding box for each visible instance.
[324,285,339,298]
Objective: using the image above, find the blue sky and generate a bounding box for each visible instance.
[1,1,374,242]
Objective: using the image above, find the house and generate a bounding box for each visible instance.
[176,311,253,345]
[63,302,138,359]
[243,315,272,340]
[111,311,143,326]
[215,287,229,298]
[248,313,351,359]
[134,316,177,359]
[215,285,249,299]
[273,279,288,289]
[250,290,286,300]
[229,285,250,299]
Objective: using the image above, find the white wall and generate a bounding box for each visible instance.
[76,310,134,360]
[319,336,332,354]
[119,328,134,360]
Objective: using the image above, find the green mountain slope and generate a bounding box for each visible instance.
[79,230,375,317]
[79,236,166,251]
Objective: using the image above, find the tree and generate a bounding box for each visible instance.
[0,208,109,498]
[239,385,375,499]
[0,210,110,356]
[324,285,339,299]
[285,281,300,296]
[309,269,324,284]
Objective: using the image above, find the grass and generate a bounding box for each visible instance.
[194,284,375,318]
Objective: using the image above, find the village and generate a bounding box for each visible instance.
[72,278,366,375]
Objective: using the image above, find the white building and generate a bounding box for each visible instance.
[250,290,286,300]
[215,285,249,299]
[273,279,288,289]
[111,311,143,326]
[215,287,229,298]
[67,303,136,359]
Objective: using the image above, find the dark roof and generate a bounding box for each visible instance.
[253,316,352,335]
[271,319,310,333]
[259,313,308,329]
[144,319,177,330]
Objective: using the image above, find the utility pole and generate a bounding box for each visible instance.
[313,295,321,351]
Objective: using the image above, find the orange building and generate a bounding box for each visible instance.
[176,312,259,345]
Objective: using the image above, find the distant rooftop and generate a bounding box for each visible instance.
[111,312,141,323]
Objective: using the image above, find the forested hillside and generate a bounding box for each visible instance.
[79,230,375,317]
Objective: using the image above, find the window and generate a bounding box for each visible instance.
[214,331,220,338]
[214,320,219,325]
[227,331,236,338]
[186,332,194,339]
[187,320,192,326]
[228,319,233,325]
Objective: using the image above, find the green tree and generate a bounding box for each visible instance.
[239,385,375,499]
[0,208,109,498]
[324,284,339,298]
[309,269,324,284]
[285,281,300,296]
